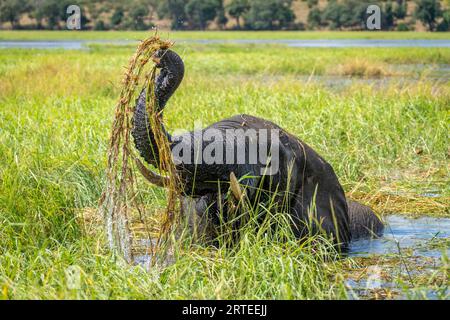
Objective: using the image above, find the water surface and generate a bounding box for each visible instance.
[349,215,450,258]
[1,39,450,50]
[133,215,450,268]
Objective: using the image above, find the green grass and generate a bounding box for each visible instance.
[0,30,450,41]
[0,38,449,299]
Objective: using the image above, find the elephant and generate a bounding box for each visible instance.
[131,49,384,251]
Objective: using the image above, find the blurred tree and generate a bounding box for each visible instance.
[394,0,407,19]
[157,0,187,29]
[321,0,343,29]
[437,8,450,31]
[227,0,250,29]
[307,7,322,29]
[94,20,107,30]
[34,0,70,29]
[321,0,377,30]
[244,0,295,30]
[110,6,124,28]
[384,1,395,30]
[128,4,150,30]
[82,0,112,30]
[414,0,442,31]
[0,0,32,29]
[216,1,228,29]
[396,22,410,30]
[0,0,447,32]
[303,0,318,9]
[340,0,363,29]
[185,0,222,30]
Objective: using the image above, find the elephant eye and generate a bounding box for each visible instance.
[307,176,315,184]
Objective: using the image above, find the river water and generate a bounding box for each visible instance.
[133,215,450,266]
[132,214,449,298]
[350,215,450,258]
[1,39,450,49]
[347,215,449,299]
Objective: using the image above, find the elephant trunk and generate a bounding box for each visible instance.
[347,200,384,239]
[132,49,185,167]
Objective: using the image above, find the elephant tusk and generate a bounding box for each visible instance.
[134,157,169,187]
[230,172,245,201]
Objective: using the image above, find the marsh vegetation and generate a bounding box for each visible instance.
[0,31,448,299]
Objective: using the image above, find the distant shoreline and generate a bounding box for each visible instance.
[0,30,449,41]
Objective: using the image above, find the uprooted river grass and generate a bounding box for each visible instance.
[99,35,181,265]
[0,33,448,299]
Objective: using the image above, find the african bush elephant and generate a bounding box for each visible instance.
[132,49,384,250]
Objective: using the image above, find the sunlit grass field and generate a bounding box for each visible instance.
[0,32,449,299]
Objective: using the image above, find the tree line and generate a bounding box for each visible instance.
[0,0,449,31]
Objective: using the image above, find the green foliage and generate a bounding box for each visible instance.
[0,0,449,31]
[0,41,449,299]
[304,0,319,9]
[244,0,295,30]
[128,3,151,30]
[227,0,250,29]
[216,1,228,29]
[157,0,188,29]
[396,22,411,31]
[155,0,227,30]
[0,0,31,28]
[384,1,395,30]
[94,20,107,31]
[307,7,322,29]
[437,8,450,30]
[110,7,125,28]
[321,0,368,30]
[394,0,407,19]
[317,0,417,31]
[414,0,443,30]
[185,0,223,29]
[34,0,71,30]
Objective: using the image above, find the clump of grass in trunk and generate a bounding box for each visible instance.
[99,34,181,264]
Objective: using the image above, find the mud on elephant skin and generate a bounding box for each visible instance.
[131,49,384,250]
